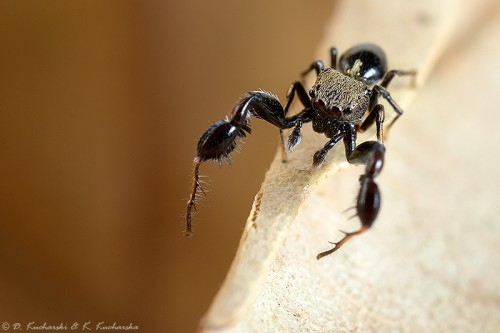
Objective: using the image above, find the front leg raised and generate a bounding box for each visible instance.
[185,90,311,236]
[186,118,250,236]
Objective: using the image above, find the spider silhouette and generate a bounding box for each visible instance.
[185,43,415,258]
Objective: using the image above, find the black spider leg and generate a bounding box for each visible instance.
[312,132,345,167]
[185,91,312,236]
[316,125,386,259]
[301,47,338,77]
[301,60,324,77]
[185,97,253,236]
[281,81,312,161]
[372,85,403,130]
[358,103,385,142]
[330,47,338,69]
[185,157,203,237]
[364,70,416,131]
[380,69,416,88]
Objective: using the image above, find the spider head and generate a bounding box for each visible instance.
[309,68,371,123]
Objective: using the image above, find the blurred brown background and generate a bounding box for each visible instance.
[0,1,335,332]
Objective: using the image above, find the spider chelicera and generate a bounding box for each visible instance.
[185,43,415,259]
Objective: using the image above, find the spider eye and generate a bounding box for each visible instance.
[326,106,342,117]
[309,89,316,98]
[313,99,326,111]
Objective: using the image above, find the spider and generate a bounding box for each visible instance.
[185,43,415,259]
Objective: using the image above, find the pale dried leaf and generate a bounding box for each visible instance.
[200,0,500,332]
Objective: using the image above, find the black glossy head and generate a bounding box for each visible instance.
[339,43,387,84]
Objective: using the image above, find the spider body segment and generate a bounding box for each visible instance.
[186,43,415,258]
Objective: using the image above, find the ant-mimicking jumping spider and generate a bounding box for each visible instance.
[185,43,415,259]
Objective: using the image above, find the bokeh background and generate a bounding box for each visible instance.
[0,1,335,332]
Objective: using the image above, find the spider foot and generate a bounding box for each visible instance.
[287,127,302,151]
[312,149,328,168]
[316,227,368,260]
